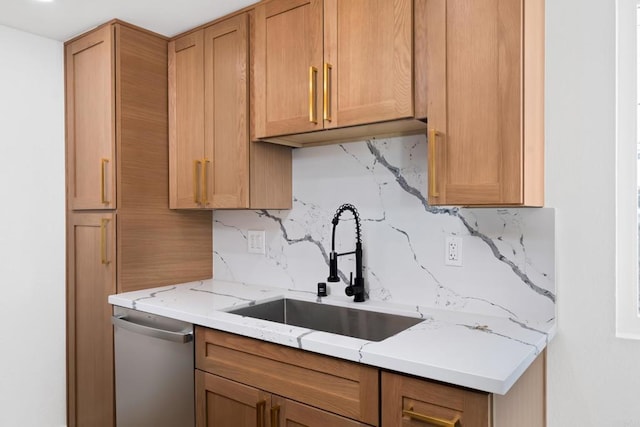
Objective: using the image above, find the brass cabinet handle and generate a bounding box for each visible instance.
[100,218,110,265]
[428,129,440,198]
[100,158,110,204]
[323,63,332,122]
[202,159,210,206]
[193,160,202,205]
[309,66,318,123]
[402,408,460,427]
[255,400,266,427]
[270,405,280,427]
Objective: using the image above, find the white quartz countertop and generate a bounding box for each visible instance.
[108,279,555,395]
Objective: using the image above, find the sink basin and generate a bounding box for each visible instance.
[228,298,423,342]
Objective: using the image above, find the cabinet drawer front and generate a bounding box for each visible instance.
[196,327,378,426]
[381,372,490,427]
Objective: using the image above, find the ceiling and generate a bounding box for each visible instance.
[0,0,256,42]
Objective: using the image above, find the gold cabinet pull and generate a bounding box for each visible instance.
[402,408,460,427]
[193,160,202,205]
[202,158,210,206]
[270,405,280,427]
[100,218,110,265]
[255,400,266,427]
[428,129,440,198]
[309,66,318,123]
[323,63,332,122]
[100,158,110,205]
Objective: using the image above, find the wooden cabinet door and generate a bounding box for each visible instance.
[426,0,544,206]
[381,372,490,427]
[324,0,413,128]
[66,25,116,210]
[272,396,369,427]
[67,213,116,427]
[203,14,250,208]
[254,0,324,138]
[196,371,271,427]
[169,30,205,209]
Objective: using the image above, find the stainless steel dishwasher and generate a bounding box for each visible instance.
[112,306,195,427]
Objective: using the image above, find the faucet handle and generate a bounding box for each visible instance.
[345,272,355,297]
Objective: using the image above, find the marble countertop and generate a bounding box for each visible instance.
[108,279,555,395]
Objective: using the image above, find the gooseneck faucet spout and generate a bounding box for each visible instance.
[327,203,365,302]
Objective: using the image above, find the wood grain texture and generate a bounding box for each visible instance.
[381,371,491,427]
[326,0,413,127]
[169,30,205,209]
[254,0,324,138]
[273,395,371,427]
[522,0,545,206]
[426,0,544,206]
[65,24,116,210]
[493,351,546,427]
[66,212,116,427]
[249,141,292,209]
[196,370,271,427]
[196,328,379,426]
[116,24,171,211]
[116,211,212,293]
[204,13,250,208]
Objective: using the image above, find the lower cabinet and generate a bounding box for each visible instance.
[382,372,489,426]
[196,371,369,426]
[196,327,545,427]
[195,327,378,426]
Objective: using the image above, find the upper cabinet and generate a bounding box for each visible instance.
[169,12,292,210]
[425,0,545,206]
[253,0,427,146]
[66,25,116,210]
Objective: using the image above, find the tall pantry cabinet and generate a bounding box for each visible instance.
[65,21,212,426]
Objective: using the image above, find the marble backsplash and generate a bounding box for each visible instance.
[213,135,555,325]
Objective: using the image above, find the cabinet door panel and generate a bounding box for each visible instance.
[196,371,271,427]
[274,396,368,427]
[427,0,525,206]
[67,213,116,426]
[204,14,250,208]
[325,0,413,128]
[66,25,116,210]
[169,31,205,209]
[254,0,324,137]
[381,372,490,427]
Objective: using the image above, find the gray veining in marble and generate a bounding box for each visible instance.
[213,135,555,324]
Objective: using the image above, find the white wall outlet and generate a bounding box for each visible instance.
[247,230,266,255]
[445,236,463,266]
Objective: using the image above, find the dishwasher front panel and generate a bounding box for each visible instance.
[113,306,194,427]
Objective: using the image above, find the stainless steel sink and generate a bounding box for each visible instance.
[228,298,423,342]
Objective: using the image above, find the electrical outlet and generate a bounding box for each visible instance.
[445,236,463,266]
[247,230,266,254]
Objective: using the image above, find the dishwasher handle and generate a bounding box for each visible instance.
[112,314,194,343]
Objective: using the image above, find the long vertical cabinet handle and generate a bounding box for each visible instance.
[100,218,110,265]
[100,158,110,205]
[428,129,440,198]
[193,160,201,205]
[255,400,266,427]
[270,405,280,427]
[309,66,318,123]
[402,408,460,427]
[323,63,332,122]
[202,159,210,206]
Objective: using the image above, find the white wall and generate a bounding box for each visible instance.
[546,0,640,425]
[0,25,66,426]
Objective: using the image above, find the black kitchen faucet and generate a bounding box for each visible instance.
[327,203,365,302]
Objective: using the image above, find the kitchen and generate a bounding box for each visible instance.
[0,0,638,426]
